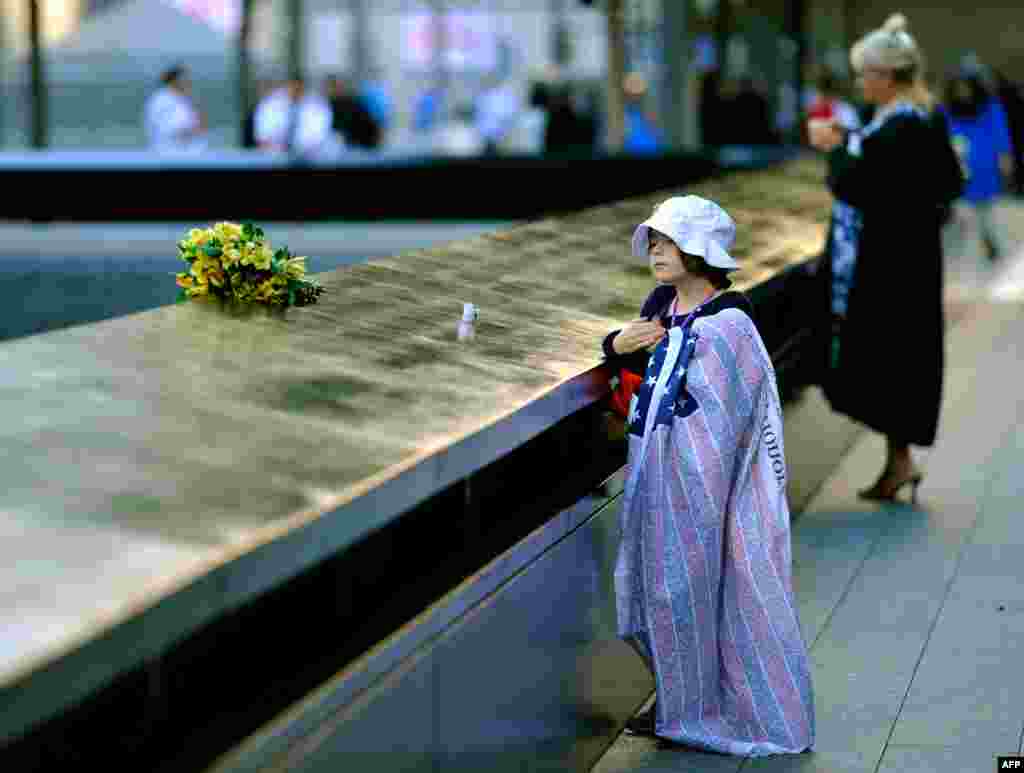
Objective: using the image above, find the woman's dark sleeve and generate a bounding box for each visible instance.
[930,112,967,206]
[827,116,964,211]
[825,129,868,207]
[602,330,650,376]
[826,130,886,209]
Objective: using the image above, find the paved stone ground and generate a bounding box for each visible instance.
[592,198,1024,773]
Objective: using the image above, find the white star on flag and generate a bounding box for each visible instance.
[646,375,657,386]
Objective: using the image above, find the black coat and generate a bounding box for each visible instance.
[544,103,596,155]
[330,95,381,149]
[819,109,964,446]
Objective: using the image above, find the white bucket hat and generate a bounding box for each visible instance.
[631,195,739,271]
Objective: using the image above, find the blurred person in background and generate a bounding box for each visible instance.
[959,51,996,93]
[144,64,208,152]
[243,78,278,149]
[801,62,824,113]
[528,79,550,113]
[412,78,446,137]
[717,77,778,146]
[542,83,575,155]
[254,73,335,160]
[940,69,1015,260]
[435,101,484,157]
[475,74,522,156]
[359,68,393,148]
[699,68,724,147]
[806,69,862,133]
[521,78,551,155]
[960,52,1024,196]
[544,82,596,156]
[327,74,381,151]
[622,73,663,156]
[807,13,963,503]
[574,84,601,152]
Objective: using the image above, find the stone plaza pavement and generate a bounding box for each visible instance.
[593,199,1024,773]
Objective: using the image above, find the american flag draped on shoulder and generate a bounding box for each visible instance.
[615,308,815,756]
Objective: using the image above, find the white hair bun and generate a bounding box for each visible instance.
[883,13,908,34]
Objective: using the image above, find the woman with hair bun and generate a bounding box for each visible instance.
[808,13,964,503]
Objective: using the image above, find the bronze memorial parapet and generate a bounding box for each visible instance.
[0,157,832,763]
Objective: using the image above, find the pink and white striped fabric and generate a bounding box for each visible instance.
[615,308,815,756]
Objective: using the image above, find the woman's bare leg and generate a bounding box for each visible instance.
[885,437,915,479]
[859,436,923,500]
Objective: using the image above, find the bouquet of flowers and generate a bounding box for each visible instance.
[175,221,324,308]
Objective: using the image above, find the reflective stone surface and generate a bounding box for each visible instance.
[0,158,831,742]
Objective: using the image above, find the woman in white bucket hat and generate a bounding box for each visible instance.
[602,195,816,756]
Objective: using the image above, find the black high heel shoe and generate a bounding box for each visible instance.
[858,472,924,504]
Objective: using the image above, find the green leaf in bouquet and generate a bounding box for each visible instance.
[242,222,265,242]
[176,289,189,303]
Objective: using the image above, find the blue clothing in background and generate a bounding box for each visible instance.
[941,99,1014,203]
[624,105,663,156]
[360,82,394,130]
[413,90,442,133]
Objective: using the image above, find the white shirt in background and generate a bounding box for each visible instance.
[144,86,207,152]
[434,120,485,157]
[474,84,521,148]
[254,89,336,158]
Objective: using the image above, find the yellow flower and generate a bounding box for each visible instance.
[176,273,194,288]
[252,279,277,303]
[252,246,273,271]
[190,256,210,276]
[239,242,266,269]
[284,256,306,279]
[214,222,242,242]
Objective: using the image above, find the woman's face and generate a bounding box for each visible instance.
[856,65,896,105]
[648,229,687,284]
